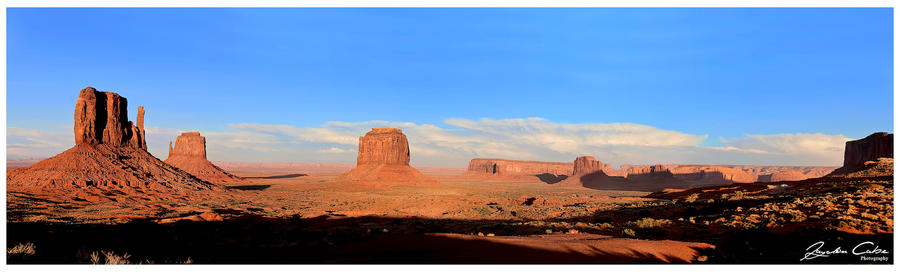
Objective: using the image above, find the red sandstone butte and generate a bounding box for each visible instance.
[7,87,219,203]
[572,156,603,176]
[336,128,438,187]
[830,132,894,175]
[843,132,893,168]
[74,87,146,149]
[165,131,243,183]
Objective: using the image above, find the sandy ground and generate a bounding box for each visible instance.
[7,164,892,264]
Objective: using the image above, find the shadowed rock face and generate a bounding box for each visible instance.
[843,132,893,169]
[829,132,894,177]
[165,132,242,183]
[357,128,410,166]
[74,87,146,150]
[573,156,603,176]
[337,128,438,187]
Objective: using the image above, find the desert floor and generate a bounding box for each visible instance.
[6,166,894,264]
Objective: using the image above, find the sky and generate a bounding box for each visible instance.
[6,8,893,168]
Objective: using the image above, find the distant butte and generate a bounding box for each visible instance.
[468,156,836,189]
[165,131,243,183]
[335,128,439,187]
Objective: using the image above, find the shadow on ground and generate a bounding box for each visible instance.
[535,173,568,184]
[5,215,710,264]
[242,173,308,179]
[6,214,890,264]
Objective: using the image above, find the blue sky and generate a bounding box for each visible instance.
[7,8,893,167]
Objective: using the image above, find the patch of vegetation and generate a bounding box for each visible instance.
[91,251,131,265]
[7,242,35,256]
[684,193,699,203]
[629,217,672,229]
[623,228,636,237]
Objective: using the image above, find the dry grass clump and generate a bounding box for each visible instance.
[629,217,672,229]
[684,193,699,203]
[90,251,131,264]
[7,242,36,256]
[86,250,195,264]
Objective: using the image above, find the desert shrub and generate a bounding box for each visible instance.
[623,228,636,237]
[734,191,745,199]
[685,193,699,203]
[630,217,672,228]
[473,206,493,216]
[90,251,131,265]
[7,242,35,256]
[90,251,101,264]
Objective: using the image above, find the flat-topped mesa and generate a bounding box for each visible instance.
[336,128,438,187]
[168,131,207,159]
[467,158,572,176]
[572,156,603,176]
[74,87,146,150]
[165,132,242,183]
[843,132,893,169]
[357,127,410,166]
[624,164,671,177]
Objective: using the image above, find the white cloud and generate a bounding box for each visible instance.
[721,133,850,156]
[6,119,852,167]
[7,127,72,158]
[316,147,353,154]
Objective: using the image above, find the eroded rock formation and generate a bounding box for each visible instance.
[830,132,894,176]
[573,156,603,176]
[74,87,146,150]
[336,128,438,187]
[843,132,893,169]
[8,87,219,203]
[467,159,572,177]
[357,128,411,166]
[165,131,243,183]
[469,155,836,189]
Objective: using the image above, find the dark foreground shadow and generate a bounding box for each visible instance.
[242,173,308,179]
[6,214,892,264]
[6,215,707,264]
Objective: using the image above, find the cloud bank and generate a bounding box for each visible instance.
[8,118,851,167]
